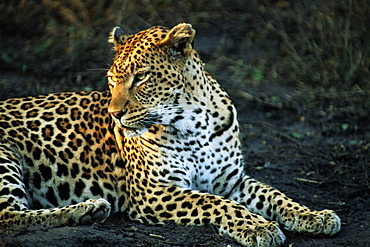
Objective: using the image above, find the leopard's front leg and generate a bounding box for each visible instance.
[0,144,111,232]
[124,186,285,247]
[0,198,111,232]
[227,176,341,236]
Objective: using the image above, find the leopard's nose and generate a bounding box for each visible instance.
[110,111,124,120]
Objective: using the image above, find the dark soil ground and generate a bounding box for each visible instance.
[0,1,369,246]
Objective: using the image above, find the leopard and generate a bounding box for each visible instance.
[0,23,340,246]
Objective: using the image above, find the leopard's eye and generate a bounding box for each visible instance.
[133,72,150,85]
[135,73,147,81]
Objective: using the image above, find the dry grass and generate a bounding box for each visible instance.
[0,0,369,96]
[216,0,369,91]
[265,0,370,89]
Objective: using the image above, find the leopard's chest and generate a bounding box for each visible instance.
[120,130,241,194]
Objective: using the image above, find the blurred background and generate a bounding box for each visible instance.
[0,0,369,98]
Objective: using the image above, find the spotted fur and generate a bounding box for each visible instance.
[0,23,340,246]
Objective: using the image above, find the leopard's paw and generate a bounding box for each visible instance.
[70,198,111,225]
[237,221,286,247]
[292,209,341,236]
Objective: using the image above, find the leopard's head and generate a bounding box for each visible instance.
[107,23,199,137]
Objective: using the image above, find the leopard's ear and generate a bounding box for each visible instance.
[158,23,196,60]
[109,27,134,51]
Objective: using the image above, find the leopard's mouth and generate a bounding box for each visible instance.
[113,119,152,137]
[110,110,161,137]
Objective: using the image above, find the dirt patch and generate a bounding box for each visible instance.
[1,1,369,246]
